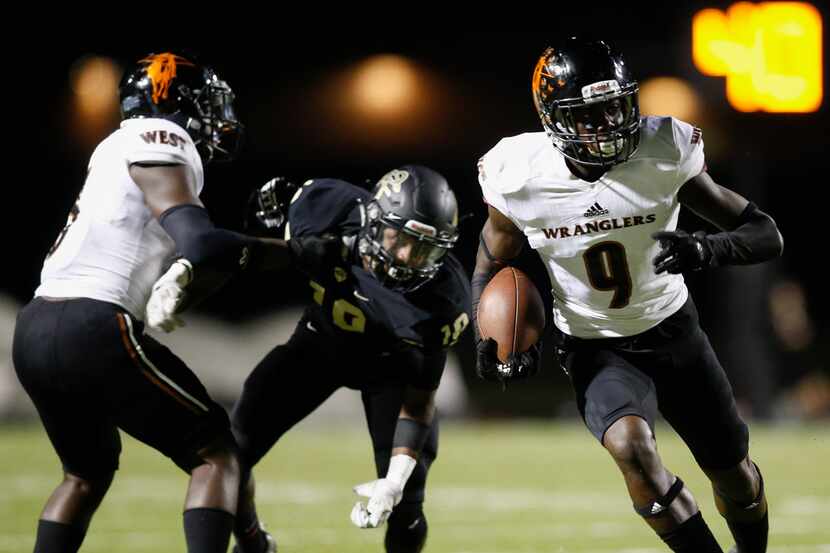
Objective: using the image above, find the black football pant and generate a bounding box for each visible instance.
[231,316,439,506]
[13,297,232,478]
[559,297,749,470]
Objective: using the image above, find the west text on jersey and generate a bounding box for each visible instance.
[139,130,188,151]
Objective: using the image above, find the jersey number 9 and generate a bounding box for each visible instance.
[583,241,632,309]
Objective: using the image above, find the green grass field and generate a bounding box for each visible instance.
[1,421,828,552]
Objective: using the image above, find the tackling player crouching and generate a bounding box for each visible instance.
[155,166,471,553]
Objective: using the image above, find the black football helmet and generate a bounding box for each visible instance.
[358,165,459,292]
[119,52,243,162]
[532,38,640,167]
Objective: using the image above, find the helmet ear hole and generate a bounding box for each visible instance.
[366,202,381,222]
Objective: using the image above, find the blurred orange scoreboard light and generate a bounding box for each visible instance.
[693,2,823,112]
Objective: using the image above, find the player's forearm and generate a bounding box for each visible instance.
[156,205,295,314]
[250,237,293,272]
[400,389,436,425]
[705,203,783,267]
[160,204,255,272]
[472,252,501,342]
[155,204,257,313]
[473,242,505,281]
[472,222,523,340]
[392,388,436,459]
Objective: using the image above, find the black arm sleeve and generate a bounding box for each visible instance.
[159,204,256,272]
[705,202,783,267]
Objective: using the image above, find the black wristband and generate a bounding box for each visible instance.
[392,418,431,452]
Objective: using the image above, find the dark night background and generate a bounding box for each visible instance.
[6,5,829,418]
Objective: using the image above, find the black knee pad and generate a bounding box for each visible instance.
[635,476,685,518]
[715,461,766,510]
[385,503,427,553]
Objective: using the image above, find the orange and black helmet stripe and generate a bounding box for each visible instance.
[139,53,195,105]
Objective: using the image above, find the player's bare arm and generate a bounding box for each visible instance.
[678,171,749,228]
[130,162,203,216]
[652,171,783,274]
[475,205,525,277]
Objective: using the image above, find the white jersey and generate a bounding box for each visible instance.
[36,118,204,319]
[479,116,705,338]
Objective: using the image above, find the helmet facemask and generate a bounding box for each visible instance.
[180,71,244,162]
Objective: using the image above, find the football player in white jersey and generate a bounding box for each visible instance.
[472,39,782,553]
[12,52,287,553]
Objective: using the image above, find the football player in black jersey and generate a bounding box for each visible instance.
[229,166,471,553]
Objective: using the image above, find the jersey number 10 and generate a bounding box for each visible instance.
[309,280,366,333]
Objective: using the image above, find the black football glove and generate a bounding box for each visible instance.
[476,337,542,387]
[288,233,347,277]
[651,230,713,274]
[246,177,299,231]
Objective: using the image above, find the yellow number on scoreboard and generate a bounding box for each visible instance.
[693,2,822,113]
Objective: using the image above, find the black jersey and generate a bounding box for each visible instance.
[286,178,471,357]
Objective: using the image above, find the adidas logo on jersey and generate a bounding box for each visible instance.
[583,202,609,217]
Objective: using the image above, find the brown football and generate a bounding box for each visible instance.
[477,266,546,363]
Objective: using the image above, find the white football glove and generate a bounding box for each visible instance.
[145,259,193,333]
[350,454,416,529]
